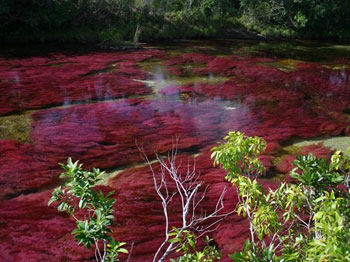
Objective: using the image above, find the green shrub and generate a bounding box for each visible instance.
[169,228,222,262]
[48,158,127,262]
[212,131,350,261]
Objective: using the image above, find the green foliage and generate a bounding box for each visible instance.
[48,158,127,262]
[290,153,343,189]
[169,228,221,262]
[211,131,266,181]
[2,0,350,43]
[0,0,240,43]
[303,190,350,261]
[229,240,277,262]
[106,239,129,262]
[212,131,350,261]
[239,0,350,41]
[99,27,123,44]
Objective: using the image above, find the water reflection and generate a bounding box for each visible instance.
[328,69,350,87]
[139,60,229,98]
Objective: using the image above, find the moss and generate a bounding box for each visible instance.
[323,64,350,70]
[139,59,229,94]
[271,145,302,167]
[0,112,33,143]
[292,136,350,153]
[99,169,124,185]
[272,156,283,166]
[261,59,302,72]
[283,145,302,155]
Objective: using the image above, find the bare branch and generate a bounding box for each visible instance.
[138,142,233,262]
[126,241,134,262]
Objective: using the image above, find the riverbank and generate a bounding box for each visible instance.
[1,14,349,46]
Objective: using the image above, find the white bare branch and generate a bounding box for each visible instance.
[138,142,233,262]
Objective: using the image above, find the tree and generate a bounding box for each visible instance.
[211,131,350,261]
[140,143,233,262]
[48,158,128,262]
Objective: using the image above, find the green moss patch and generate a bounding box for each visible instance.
[0,112,33,143]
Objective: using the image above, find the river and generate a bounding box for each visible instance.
[1,40,350,261]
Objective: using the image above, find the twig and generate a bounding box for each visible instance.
[138,142,233,262]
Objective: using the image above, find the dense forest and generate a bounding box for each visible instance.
[1,0,350,43]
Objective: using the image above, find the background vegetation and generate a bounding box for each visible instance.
[1,0,350,44]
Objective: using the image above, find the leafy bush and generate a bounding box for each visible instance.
[48,158,127,262]
[212,131,350,261]
[99,27,124,44]
[169,228,222,262]
[240,0,350,41]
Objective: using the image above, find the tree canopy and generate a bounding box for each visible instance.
[1,1,349,44]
